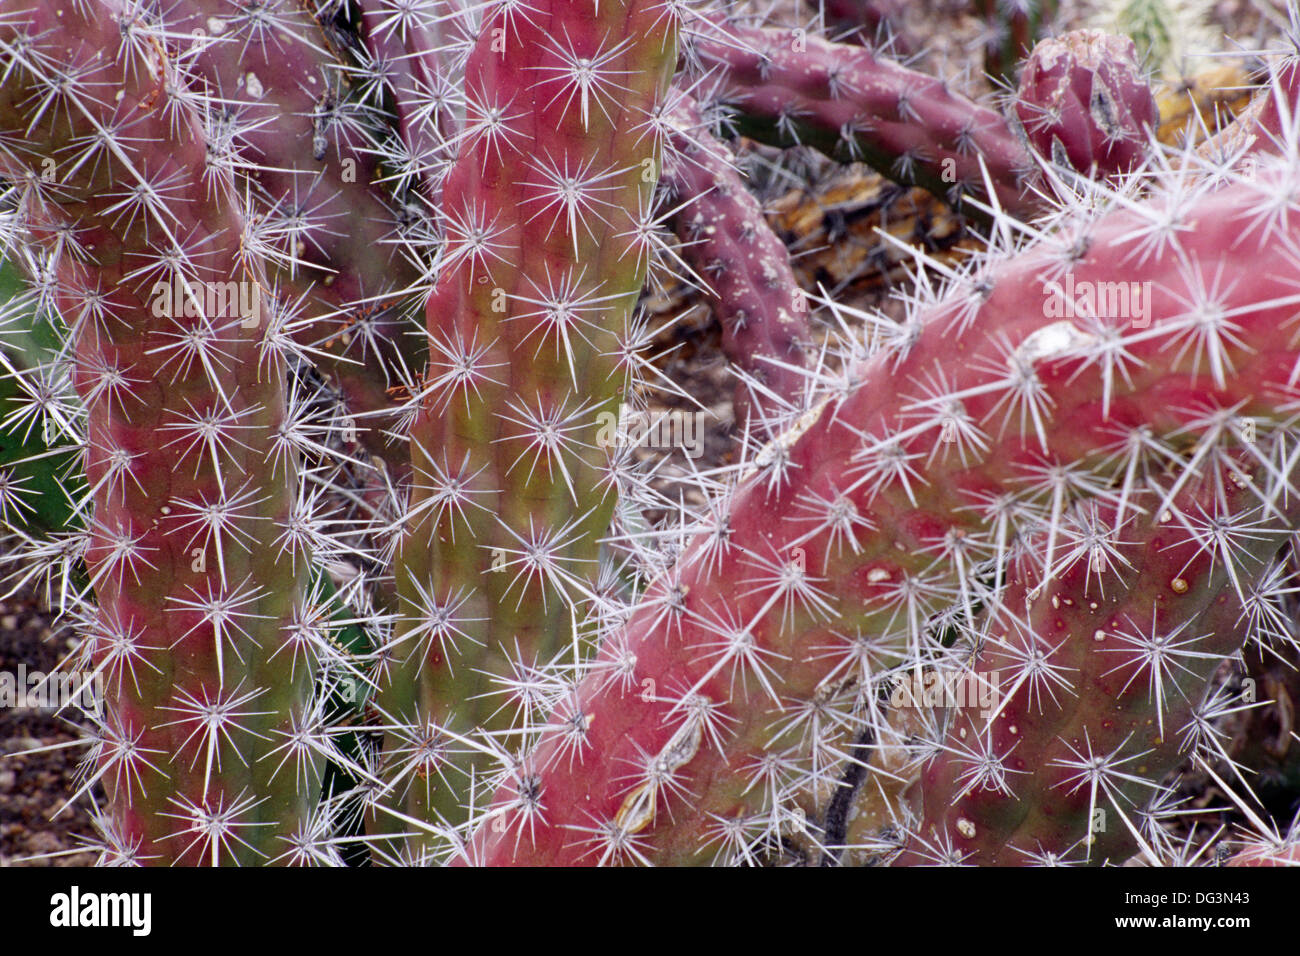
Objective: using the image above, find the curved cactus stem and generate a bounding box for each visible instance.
[463,157,1300,865]
[664,95,811,434]
[686,16,1044,220]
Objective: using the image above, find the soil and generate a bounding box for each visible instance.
[0,586,99,866]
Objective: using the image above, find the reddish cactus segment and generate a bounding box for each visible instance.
[1016,30,1158,179]
[664,96,811,431]
[467,163,1300,866]
[687,17,1043,218]
[376,0,679,850]
[0,0,312,863]
[897,484,1287,866]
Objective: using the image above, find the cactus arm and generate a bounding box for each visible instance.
[0,0,315,863]
[664,95,811,433]
[1228,832,1300,866]
[686,17,1043,220]
[466,161,1300,865]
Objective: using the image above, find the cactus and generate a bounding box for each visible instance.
[686,16,1044,219]
[1015,30,1158,180]
[463,163,1300,864]
[664,94,812,431]
[1,0,1299,870]
[0,0,314,863]
[351,0,450,195]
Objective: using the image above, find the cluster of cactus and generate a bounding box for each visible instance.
[0,0,1299,867]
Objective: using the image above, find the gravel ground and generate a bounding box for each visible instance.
[0,585,99,866]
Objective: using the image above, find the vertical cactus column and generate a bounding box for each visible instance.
[0,0,313,864]
[377,0,679,852]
